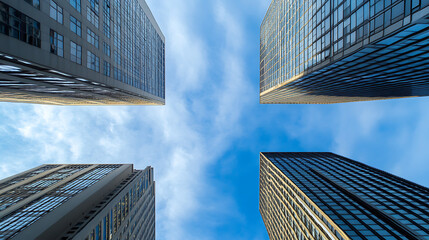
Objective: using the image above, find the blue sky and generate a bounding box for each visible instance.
[1,0,429,239]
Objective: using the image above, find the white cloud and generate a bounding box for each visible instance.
[0,0,252,240]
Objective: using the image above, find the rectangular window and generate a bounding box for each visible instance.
[70,41,82,64]
[87,6,99,28]
[0,3,41,47]
[88,0,100,14]
[114,50,120,65]
[70,16,82,36]
[103,42,111,57]
[50,29,64,57]
[103,61,111,76]
[87,28,99,48]
[50,0,63,24]
[24,0,40,9]
[87,50,100,72]
[70,0,81,12]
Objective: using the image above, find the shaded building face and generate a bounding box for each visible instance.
[259,152,429,240]
[260,0,429,104]
[0,164,155,240]
[0,0,165,105]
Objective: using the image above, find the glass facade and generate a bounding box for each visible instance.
[260,0,429,103]
[0,2,41,48]
[0,0,165,105]
[0,165,121,239]
[0,164,154,240]
[80,168,155,240]
[260,152,429,240]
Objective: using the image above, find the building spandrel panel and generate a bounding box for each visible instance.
[260,0,429,104]
[259,152,429,240]
[0,0,165,105]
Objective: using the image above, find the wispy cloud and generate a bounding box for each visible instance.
[0,0,253,239]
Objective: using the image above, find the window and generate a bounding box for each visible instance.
[103,0,111,38]
[391,1,405,21]
[50,29,64,57]
[87,28,99,48]
[87,51,100,72]
[24,0,40,9]
[70,41,82,64]
[70,16,82,36]
[70,0,81,12]
[114,50,120,65]
[88,0,100,14]
[0,3,41,47]
[103,42,111,57]
[50,0,63,24]
[103,61,111,76]
[87,7,99,28]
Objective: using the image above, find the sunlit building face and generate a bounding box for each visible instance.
[259,152,429,239]
[0,0,165,105]
[260,0,429,104]
[0,164,155,240]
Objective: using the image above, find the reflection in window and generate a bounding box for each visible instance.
[87,51,100,72]
[0,3,41,47]
[87,28,99,48]
[103,42,111,57]
[50,29,64,57]
[103,61,111,76]
[70,0,81,12]
[70,16,82,36]
[71,41,82,64]
[87,6,99,28]
[24,0,40,9]
[50,0,63,24]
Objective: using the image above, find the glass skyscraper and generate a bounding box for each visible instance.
[260,0,429,104]
[259,152,429,239]
[0,164,155,240]
[0,0,165,105]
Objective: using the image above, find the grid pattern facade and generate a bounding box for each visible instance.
[0,164,155,240]
[0,0,165,105]
[260,152,429,240]
[260,0,429,104]
[68,167,155,240]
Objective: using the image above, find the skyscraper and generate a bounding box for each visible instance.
[259,152,429,239]
[260,0,429,104]
[0,164,155,240]
[0,0,165,105]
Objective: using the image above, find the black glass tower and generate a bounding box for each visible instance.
[259,152,429,240]
[260,0,429,104]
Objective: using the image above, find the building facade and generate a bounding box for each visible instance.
[259,152,429,240]
[0,164,155,240]
[0,0,165,105]
[260,0,429,104]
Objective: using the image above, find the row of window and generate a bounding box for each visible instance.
[84,170,153,240]
[50,29,110,75]
[1,0,165,99]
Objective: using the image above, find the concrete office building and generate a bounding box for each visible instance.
[0,0,165,105]
[0,164,155,240]
[259,152,429,240]
[260,0,429,104]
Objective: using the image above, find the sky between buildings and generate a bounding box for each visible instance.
[0,0,429,239]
